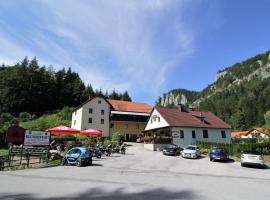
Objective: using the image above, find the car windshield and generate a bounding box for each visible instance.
[186,146,196,150]
[242,151,261,155]
[166,145,176,149]
[212,149,224,153]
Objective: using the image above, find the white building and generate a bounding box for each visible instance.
[144,107,231,148]
[71,97,111,137]
[71,97,152,139]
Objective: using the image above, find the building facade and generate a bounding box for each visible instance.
[71,97,152,140]
[71,97,111,137]
[144,107,231,148]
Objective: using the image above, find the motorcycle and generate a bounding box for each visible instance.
[120,145,126,154]
[92,147,102,158]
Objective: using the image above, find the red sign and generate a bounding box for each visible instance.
[6,126,25,145]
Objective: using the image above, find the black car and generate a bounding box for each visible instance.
[209,147,228,162]
[162,144,181,156]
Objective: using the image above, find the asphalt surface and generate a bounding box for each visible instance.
[0,143,270,200]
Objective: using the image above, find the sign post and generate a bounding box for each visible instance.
[24,130,50,146]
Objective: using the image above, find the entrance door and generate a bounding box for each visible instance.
[125,134,130,141]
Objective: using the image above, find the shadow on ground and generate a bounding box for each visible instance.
[0,188,198,200]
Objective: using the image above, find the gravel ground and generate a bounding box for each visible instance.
[0,143,270,200]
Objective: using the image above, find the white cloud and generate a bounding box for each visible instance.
[0,0,197,102]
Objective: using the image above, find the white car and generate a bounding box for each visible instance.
[240,151,265,167]
[181,145,201,159]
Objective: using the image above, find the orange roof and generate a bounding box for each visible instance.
[107,99,152,113]
[253,127,269,134]
[231,131,249,138]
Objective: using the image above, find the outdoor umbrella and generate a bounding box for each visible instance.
[47,125,80,135]
[79,129,102,136]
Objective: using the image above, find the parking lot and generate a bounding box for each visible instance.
[0,143,270,200]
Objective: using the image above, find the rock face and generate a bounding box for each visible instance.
[159,89,198,107]
[161,92,187,107]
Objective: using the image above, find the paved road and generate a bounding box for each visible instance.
[0,143,270,200]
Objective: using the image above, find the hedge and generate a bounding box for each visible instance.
[196,141,270,156]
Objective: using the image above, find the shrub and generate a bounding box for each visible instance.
[196,141,270,156]
[111,132,124,143]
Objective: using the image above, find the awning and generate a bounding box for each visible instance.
[47,125,80,135]
[79,129,102,136]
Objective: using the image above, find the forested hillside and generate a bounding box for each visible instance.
[0,57,132,116]
[156,50,270,130]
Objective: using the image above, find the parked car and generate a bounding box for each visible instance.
[62,147,92,167]
[181,145,200,159]
[240,150,264,168]
[162,144,181,156]
[209,147,228,162]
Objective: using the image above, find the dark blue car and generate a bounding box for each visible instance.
[62,147,92,167]
[209,147,228,162]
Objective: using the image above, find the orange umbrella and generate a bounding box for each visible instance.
[47,125,80,135]
[79,129,102,136]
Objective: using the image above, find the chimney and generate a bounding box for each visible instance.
[178,103,186,112]
[199,112,205,123]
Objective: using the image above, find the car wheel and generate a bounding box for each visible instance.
[76,160,82,167]
[210,158,213,162]
[88,160,92,166]
[241,163,245,167]
[61,158,67,166]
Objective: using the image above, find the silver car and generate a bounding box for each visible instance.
[240,151,264,167]
[181,145,201,159]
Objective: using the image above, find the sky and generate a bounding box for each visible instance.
[0,0,270,105]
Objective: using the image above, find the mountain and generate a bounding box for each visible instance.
[158,89,198,108]
[156,50,270,130]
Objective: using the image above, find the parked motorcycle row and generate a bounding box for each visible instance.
[91,144,127,158]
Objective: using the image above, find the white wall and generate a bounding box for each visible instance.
[171,127,231,148]
[144,109,169,131]
[71,97,110,137]
[71,107,83,130]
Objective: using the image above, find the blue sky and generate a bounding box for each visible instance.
[0,0,270,105]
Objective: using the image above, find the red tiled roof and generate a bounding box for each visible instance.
[231,131,249,138]
[108,99,152,113]
[156,108,231,129]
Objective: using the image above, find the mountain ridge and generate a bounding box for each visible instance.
[156,49,270,130]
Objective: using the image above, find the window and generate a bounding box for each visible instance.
[221,130,226,138]
[203,130,208,138]
[157,117,160,122]
[180,130,184,138]
[75,111,77,115]
[101,109,104,115]
[192,130,196,139]
[74,120,76,125]
[88,118,92,123]
[110,123,114,128]
[101,119,104,124]
[89,108,93,114]
[124,124,128,129]
[136,124,139,129]
[98,100,101,104]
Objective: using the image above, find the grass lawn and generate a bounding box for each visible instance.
[0,145,9,157]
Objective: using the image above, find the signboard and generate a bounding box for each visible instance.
[24,130,50,146]
[6,126,25,145]
[172,131,180,138]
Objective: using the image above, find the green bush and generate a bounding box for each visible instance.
[111,132,124,143]
[196,141,270,156]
